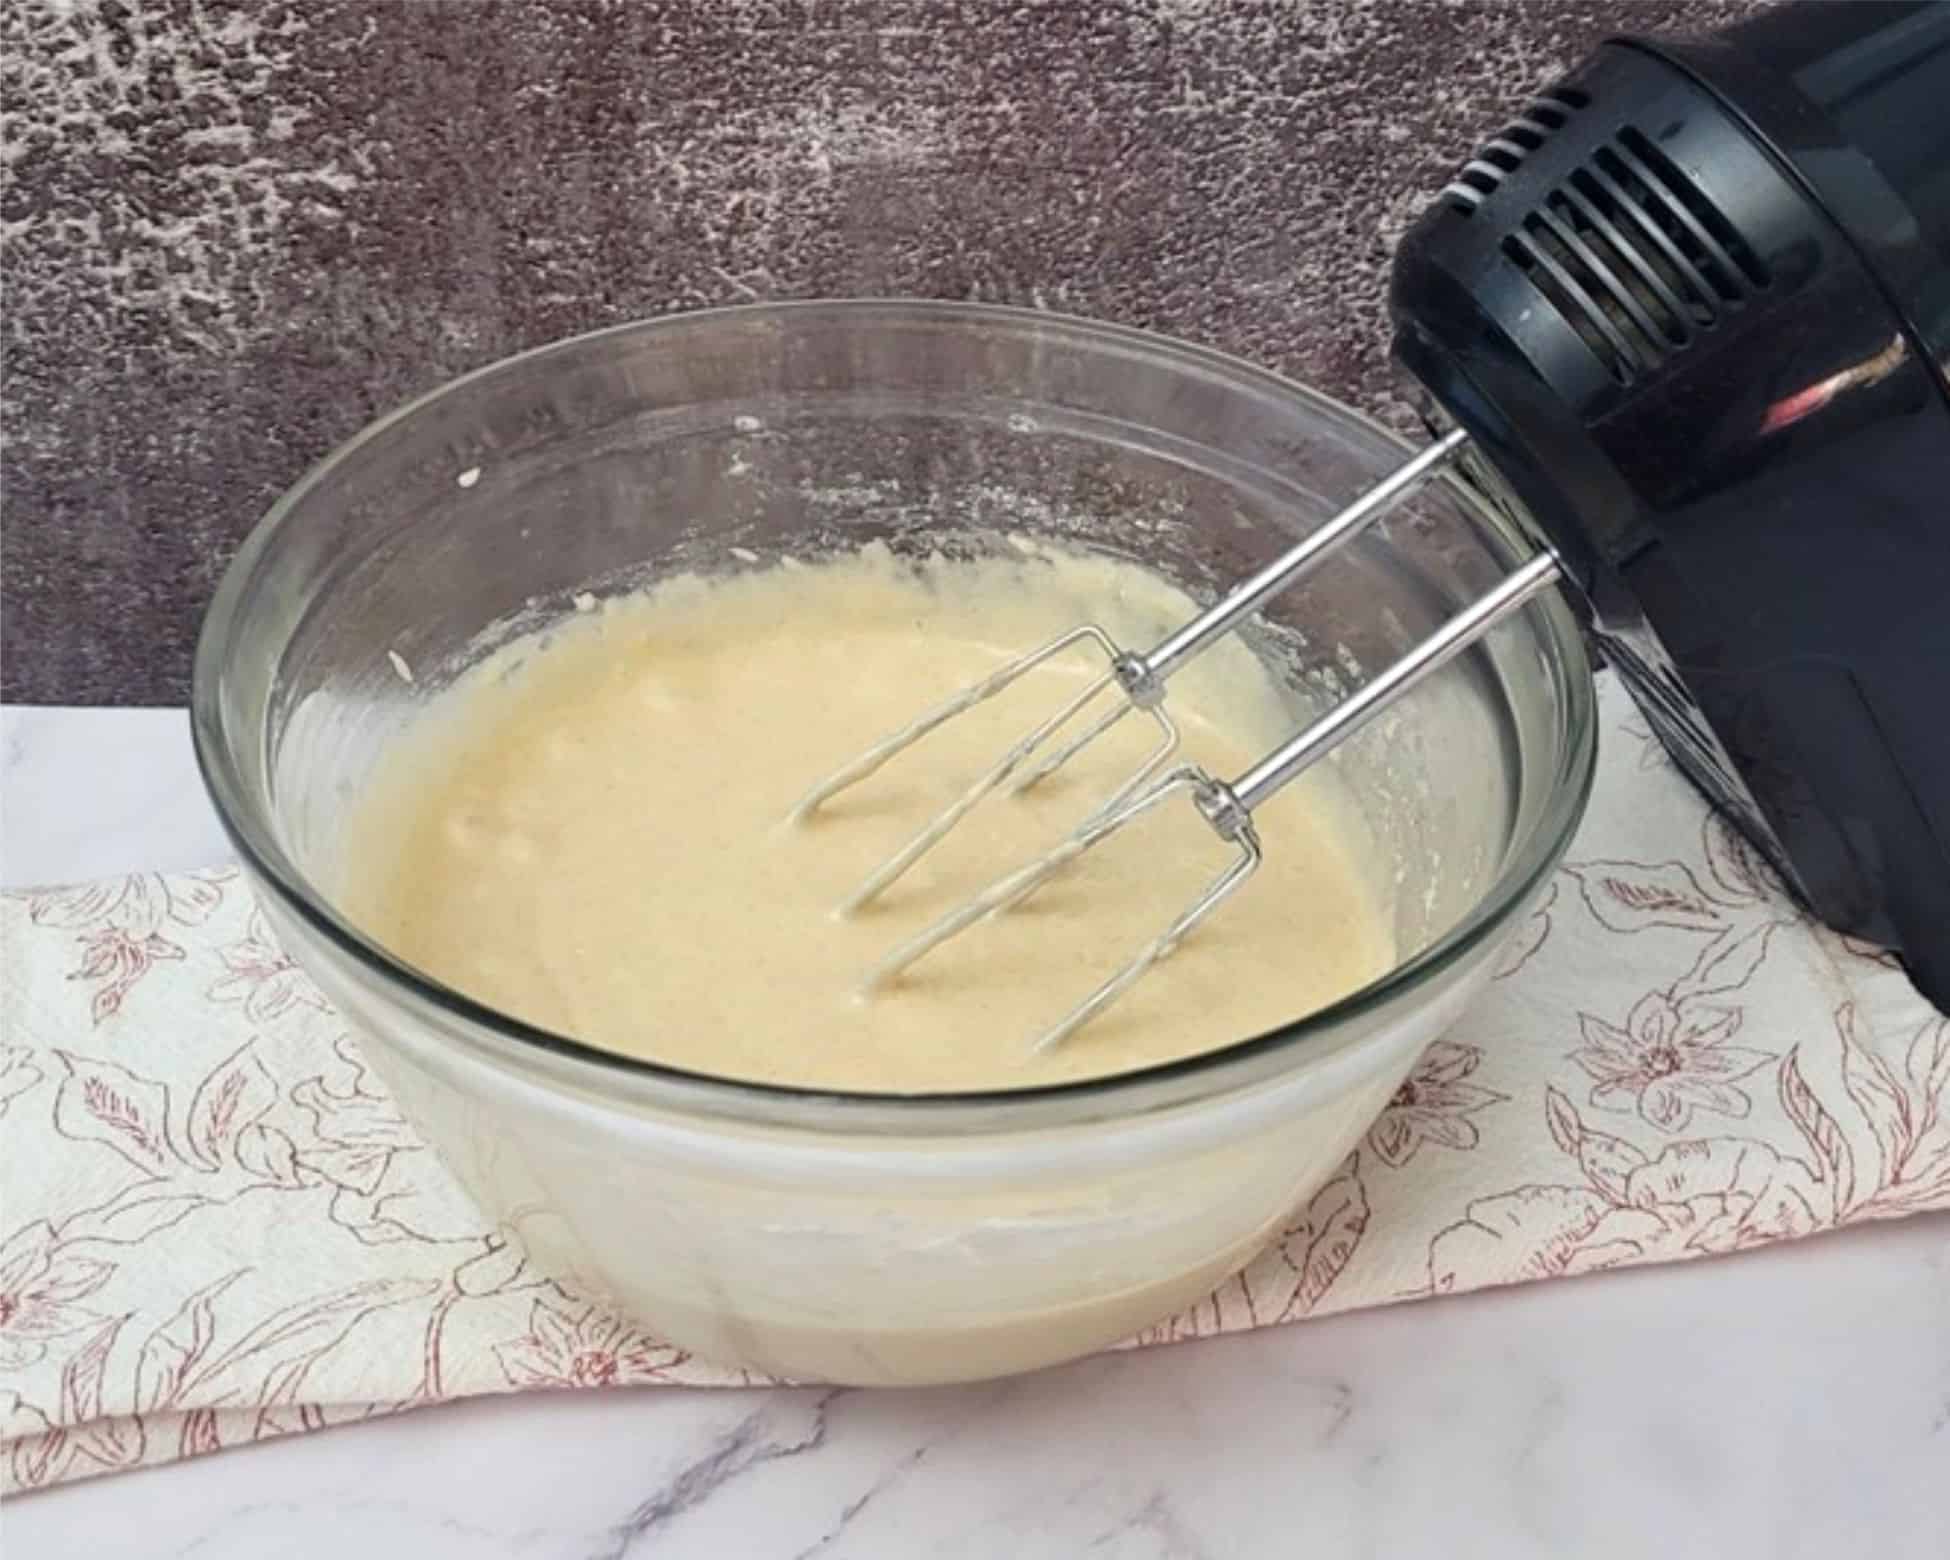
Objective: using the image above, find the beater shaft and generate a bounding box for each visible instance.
[1232,550,1562,812]
[1139,427,1471,688]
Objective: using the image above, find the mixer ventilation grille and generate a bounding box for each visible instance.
[1439,86,1592,212]
[1443,89,1773,385]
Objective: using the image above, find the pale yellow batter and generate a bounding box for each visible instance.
[340,543,1394,1091]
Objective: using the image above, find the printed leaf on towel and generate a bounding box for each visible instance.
[1851,1016,1950,1219]
[1492,882,1556,981]
[184,1042,279,1173]
[1272,1155,1370,1321]
[1544,1085,1647,1201]
[1429,1185,1612,1291]
[1,1391,70,1490]
[137,1270,249,1414]
[1564,860,1727,935]
[61,1316,144,1472]
[161,873,226,928]
[177,1407,223,1462]
[1909,1019,1950,1121]
[52,1051,175,1174]
[1836,1003,1913,1182]
[61,1189,215,1247]
[1674,920,1779,1004]
[177,1278,440,1418]
[1779,1049,1854,1216]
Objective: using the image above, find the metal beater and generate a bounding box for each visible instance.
[791,427,1563,1052]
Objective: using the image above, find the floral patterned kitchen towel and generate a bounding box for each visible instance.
[4,675,1946,1492]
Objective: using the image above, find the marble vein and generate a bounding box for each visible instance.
[590,1392,843,1560]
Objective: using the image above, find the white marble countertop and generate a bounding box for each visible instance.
[4,704,1946,1559]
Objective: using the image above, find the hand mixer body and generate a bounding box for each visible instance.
[1389,0,1950,1010]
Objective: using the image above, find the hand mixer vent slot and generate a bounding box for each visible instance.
[1500,125,1771,385]
[1439,88,1588,214]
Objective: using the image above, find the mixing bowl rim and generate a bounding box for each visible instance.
[191,298,1598,1125]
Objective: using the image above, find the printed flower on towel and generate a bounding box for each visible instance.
[0,1224,115,1371]
[15,873,228,1024]
[206,909,331,1025]
[1429,1007,1950,1296]
[1570,991,1775,1132]
[1557,831,1791,1139]
[1427,1087,1825,1292]
[1365,1042,1507,1168]
[493,1297,686,1390]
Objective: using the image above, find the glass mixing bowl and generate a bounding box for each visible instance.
[193,301,1596,1384]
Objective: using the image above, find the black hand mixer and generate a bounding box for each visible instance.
[796,0,1950,1046]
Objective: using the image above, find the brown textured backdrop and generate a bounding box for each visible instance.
[2,0,1768,705]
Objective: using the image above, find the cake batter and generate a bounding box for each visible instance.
[341,543,1394,1091]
